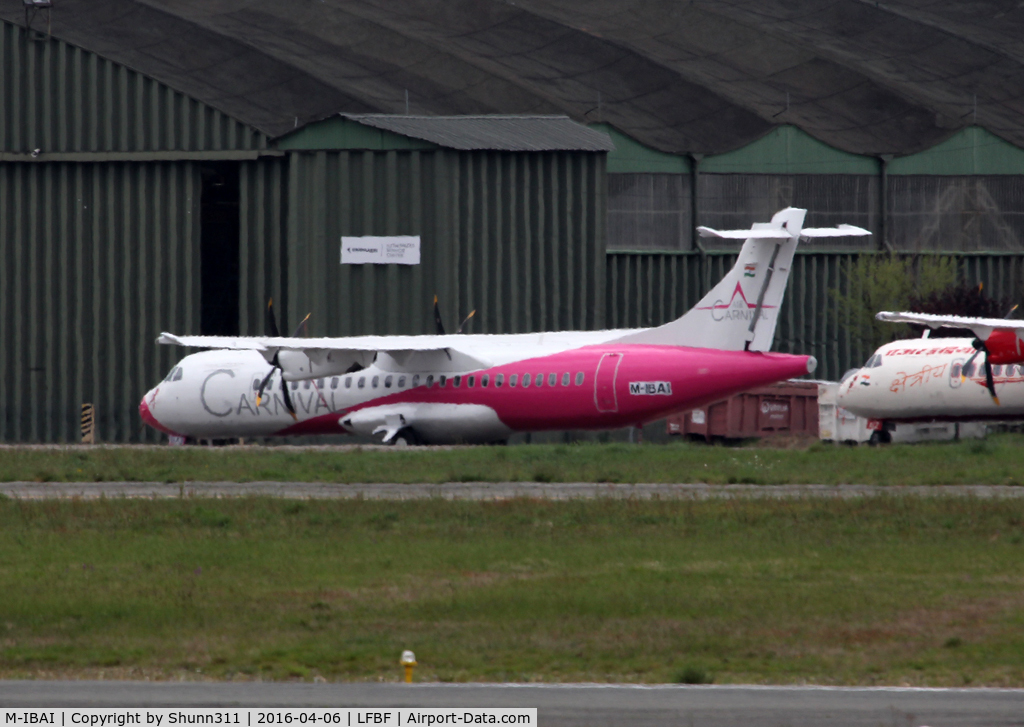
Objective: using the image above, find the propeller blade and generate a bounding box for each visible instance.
[1005,303,1019,319]
[961,348,982,382]
[255,368,275,407]
[984,356,1000,405]
[456,309,476,334]
[433,295,446,335]
[291,312,311,338]
[259,305,299,418]
[256,350,284,407]
[280,378,298,420]
[266,299,281,338]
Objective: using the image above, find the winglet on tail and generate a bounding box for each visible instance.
[611,208,870,351]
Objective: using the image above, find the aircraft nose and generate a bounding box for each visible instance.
[139,389,179,436]
[836,371,861,403]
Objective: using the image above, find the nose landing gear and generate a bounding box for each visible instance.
[868,427,892,445]
[392,426,422,446]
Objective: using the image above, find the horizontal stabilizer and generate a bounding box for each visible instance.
[696,227,790,239]
[696,224,870,240]
[800,224,871,237]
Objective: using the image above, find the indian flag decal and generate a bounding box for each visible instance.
[743,263,756,277]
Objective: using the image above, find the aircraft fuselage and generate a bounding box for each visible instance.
[837,337,1024,422]
[142,344,814,443]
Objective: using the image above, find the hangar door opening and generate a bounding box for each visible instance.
[200,162,241,335]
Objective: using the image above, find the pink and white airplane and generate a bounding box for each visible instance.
[140,209,869,444]
[837,311,1024,442]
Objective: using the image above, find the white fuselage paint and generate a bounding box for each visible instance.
[143,329,637,441]
[836,337,1024,422]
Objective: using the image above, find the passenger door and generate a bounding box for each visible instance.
[594,353,623,413]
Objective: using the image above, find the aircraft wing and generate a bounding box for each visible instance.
[157,332,491,371]
[158,333,458,352]
[876,311,1024,338]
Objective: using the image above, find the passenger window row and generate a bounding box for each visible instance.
[317,371,589,391]
[418,371,586,389]
[960,362,1024,378]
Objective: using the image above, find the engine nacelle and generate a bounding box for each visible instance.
[277,348,376,380]
[340,403,512,444]
[985,329,1024,365]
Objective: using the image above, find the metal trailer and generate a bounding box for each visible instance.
[665,380,820,443]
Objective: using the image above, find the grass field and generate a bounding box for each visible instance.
[1,435,1024,486]
[1,496,1023,685]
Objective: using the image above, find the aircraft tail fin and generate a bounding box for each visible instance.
[611,208,870,351]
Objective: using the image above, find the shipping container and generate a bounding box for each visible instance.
[665,380,819,443]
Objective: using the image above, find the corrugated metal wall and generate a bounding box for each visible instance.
[888,176,1024,252]
[0,161,201,442]
[0,20,265,153]
[608,173,692,252]
[607,172,881,253]
[280,149,606,338]
[607,252,1024,382]
[239,157,288,335]
[699,175,880,252]
[0,18,265,442]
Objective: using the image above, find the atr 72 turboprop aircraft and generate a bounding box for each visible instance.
[140,208,869,444]
[837,311,1024,442]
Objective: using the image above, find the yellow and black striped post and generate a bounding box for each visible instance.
[80,403,95,444]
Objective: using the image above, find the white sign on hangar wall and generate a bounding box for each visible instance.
[341,235,421,265]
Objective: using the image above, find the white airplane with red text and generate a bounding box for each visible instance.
[140,208,869,444]
[837,311,1024,442]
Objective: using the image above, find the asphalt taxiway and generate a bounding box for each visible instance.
[1,681,1022,726]
[1,482,1023,500]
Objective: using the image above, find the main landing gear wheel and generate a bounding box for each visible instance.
[392,427,421,446]
[868,429,892,446]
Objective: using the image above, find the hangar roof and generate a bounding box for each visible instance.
[337,115,615,152]
[7,0,1024,156]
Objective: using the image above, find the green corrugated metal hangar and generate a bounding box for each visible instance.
[2,1,1024,442]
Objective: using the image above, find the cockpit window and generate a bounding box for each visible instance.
[172,367,184,381]
[162,367,177,382]
[862,354,883,369]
